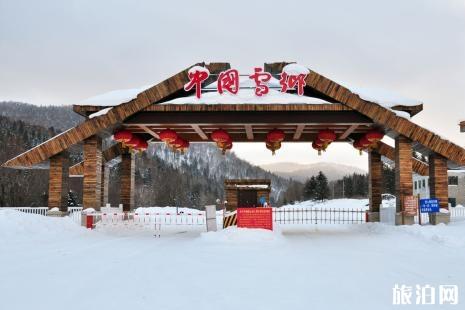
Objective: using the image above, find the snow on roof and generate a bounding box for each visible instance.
[235,184,270,189]
[78,85,150,107]
[89,107,112,118]
[282,63,310,75]
[77,67,422,110]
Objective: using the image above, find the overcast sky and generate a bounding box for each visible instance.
[1,0,464,170]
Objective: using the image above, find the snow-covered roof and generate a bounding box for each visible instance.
[77,67,422,110]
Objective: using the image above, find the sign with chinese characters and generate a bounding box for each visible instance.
[403,195,418,216]
[184,65,310,99]
[237,208,273,230]
[419,198,440,213]
[392,284,459,305]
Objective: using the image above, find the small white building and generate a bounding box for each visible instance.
[413,170,465,207]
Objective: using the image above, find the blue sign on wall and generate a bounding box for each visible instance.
[419,198,440,213]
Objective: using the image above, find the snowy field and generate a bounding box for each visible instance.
[1,199,464,310]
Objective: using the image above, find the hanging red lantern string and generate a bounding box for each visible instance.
[365,130,384,146]
[159,129,178,145]
[171,137,184,151]
[317,129,337,149]
[312,139,325,155]
[113,130,133,146]
[211,129,231,151]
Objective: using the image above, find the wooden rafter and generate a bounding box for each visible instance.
[191,125,209,140]
[139,125,160,140]
[339,124,358,140]
[2,62,231,168]
[293,125,305,140]
[245,125,254,140]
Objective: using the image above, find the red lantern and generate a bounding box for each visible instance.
[365,130,384,144]
[180,139,190,154]
[221,139,233,155]
[353,137,371,155]
[266,129,285,143]
[211,129,230,145]
[171,137,184,150]
[312,140,324,155]
[159,129,178,144]
[317,129,336,147]
[113,130,133,144]
[126,135,141,148]
[135,139,148,152]
[266,140,281,155]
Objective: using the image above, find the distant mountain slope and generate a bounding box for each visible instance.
[261,162,367,182]
[0,101,83,131]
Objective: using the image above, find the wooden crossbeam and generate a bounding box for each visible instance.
[69,143,123,176]
[245,125,254,140]
[139,125,160,140]
[191,125,209,140]
[339,124,358,140]
[293,125,305,140]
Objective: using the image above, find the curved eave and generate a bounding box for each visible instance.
[391,104,423,117]
[460,121,465,132]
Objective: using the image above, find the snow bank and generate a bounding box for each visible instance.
[200,226,284,245]
[282,198,369,210]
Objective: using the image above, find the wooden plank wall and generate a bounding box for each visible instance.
[120,152,135,212]
[368,151,382,213]
[48,151,69,211]
[395,136,413,213]
[428,154,449,209]
[82,136,102,210]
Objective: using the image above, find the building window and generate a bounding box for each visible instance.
[414,181,417,190]
[449,198,457,208]
[449,176,459,185]
[422,179,426,188]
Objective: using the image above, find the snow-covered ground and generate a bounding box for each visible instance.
[1,199,464,310]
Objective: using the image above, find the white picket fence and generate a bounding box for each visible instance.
[380,206,465,225]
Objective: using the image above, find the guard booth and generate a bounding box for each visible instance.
[224,179,271,211]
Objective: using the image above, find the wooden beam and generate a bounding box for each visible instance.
[139,125,160,140]
[245,125,254,140]
[395,135,413,217]
[191,125,209,140]
[48,151,69,211]
[302,68,465,166]
[2,62,230,168]
[429,154,449,209]
[125,111,373,125]
[368,151,382,216]
[373,141,429,176]
[69,143,123,177]
[339,124,358,140]
[292,125,305,140]
[120,151,135,212]
[83,136,102,211]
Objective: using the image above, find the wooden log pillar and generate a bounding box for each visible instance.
[83,135,102,211]
[120,151,135,212]
[48,151,69,211]
[395,135,414,224]
[367,151,382,222]
[101,164,109,208]
[428,153,450,224]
